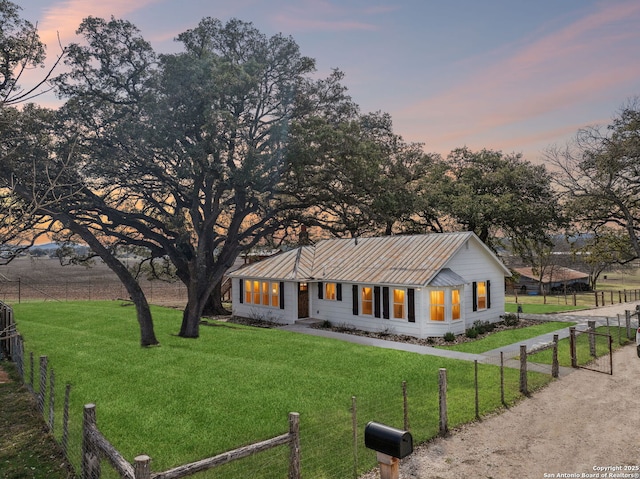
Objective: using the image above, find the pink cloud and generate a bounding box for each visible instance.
[37,0,162,49]
[397,1,640,157]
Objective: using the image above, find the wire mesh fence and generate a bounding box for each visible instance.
[0,277,188,306]
[5,298,637,479]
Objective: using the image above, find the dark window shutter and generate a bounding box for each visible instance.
[374,286,381,318]
[280,281,285,309]
[408,288,415,323]
[337,283,343,301]
[318,281,323,299]
[352,285,359,315]
[382,287,390,319]
[472,282,478,311]
[239,279,244,304]
[486,280,491,309]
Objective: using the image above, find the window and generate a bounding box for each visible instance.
[252,280,260,304]
[393,289,405,319]
[430,290,445,321]
[271,282,279,307]
[244,280,252,304]
[362,287,373,315]
[452,289,461,320]
[325,282,337,300]
[477,281,487,310]
[243,279,281,308]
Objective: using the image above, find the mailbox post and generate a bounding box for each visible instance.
[364,421,413,479]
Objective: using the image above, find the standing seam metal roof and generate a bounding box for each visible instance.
[229,232,501,287]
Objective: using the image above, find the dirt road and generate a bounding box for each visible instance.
[395,344,640,479]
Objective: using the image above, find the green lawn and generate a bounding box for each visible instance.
[528,326,631,367]
[12,301,552,479]
[505,302,586,314]
[437,321,575,354]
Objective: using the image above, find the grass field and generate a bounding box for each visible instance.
[528,326,631,367]
[437,321,575,354]
[11,301,552,479]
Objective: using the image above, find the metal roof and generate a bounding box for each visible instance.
[513,266,589,283]
[229,232,505,287]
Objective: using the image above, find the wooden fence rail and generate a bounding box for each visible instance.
[82,403,301,479]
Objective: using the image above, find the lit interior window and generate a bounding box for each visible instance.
[271,282,279,307]
[452,289,461,320]
[430,290,445,321]
[393,289,405,319]
[362,287,373,315]
[325,282,336,300]
[477,282,487,310]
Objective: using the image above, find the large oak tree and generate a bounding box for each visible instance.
[46,16,354,340]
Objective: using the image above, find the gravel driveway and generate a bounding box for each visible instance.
[390,343,640,479]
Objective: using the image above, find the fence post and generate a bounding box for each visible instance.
[29,352,34,392]
[500,352,505,406]
[439,368,448,436]
[402,381,409,431]
[288,412,301,479]
[625,310,632,340]
[519,345,528,395]
[49,369,55,431]
[588,320,596,357]
[595,291,599,307]
[552,334,559,379]
[63,384,71,456]
[82,403,101,479]
[134,455,151,479]
[569,327,577,368]
[38,356,48,415]
[352,396,358,479]
[474,360,479,420]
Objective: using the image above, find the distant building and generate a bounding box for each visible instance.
[510,266,590,294]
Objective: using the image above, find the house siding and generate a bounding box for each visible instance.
[232,278,298,324]
[311,281,424,337]
[445,240,505,327]
[229,232,510,339]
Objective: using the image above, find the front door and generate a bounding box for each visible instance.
[298,283,309,318]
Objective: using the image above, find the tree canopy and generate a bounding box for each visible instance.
[1,5,587,347]
[547,99,640,259]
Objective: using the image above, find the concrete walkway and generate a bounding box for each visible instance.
[279,302,640,375]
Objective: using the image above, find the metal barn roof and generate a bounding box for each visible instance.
[230,232,506,287]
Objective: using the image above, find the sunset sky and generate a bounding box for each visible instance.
[18,0,640,162]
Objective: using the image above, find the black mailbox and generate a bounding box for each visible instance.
[364,421,413,459]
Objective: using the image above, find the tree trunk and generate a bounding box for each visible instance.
[201,281,230,316]
[55,214,159,346]
[179,281,209,338]
[179,305,201,338]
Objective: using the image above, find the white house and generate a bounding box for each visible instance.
[228,232,511,338]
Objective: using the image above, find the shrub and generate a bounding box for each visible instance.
[319,320,332,329]
[472,320,496,334]
[465,327,479,339]
[444,331,455,342]
[502,313,519,327]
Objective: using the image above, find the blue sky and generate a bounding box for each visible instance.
[18,0,640,162]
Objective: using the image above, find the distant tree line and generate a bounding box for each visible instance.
[1,1,638,345]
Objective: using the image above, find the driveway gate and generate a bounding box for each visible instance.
[569,327,613,375]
